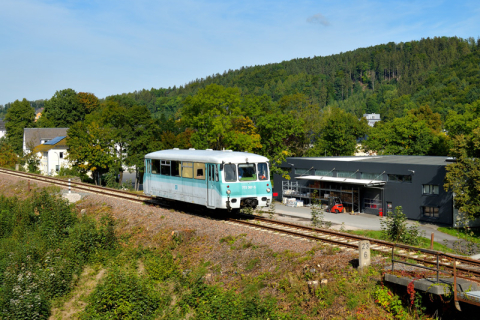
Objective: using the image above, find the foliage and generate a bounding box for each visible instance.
[0,139,18,169]
[66,120,116,185]
[373,284,408,319]
[4,98,36,154]
[42,89,86,128]
[82,267,161,320]
[310,199,324,228]
[0,191,116,319]
[444,127,480,222]
[380,206,424,245]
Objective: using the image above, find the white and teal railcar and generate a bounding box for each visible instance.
[143,149,272,210]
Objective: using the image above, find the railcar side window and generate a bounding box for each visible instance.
[224,164,237,182]
[258,163,269,180]
[238,163,256,181]
[182,162,193,179]
[194,163,205,180]
[171,161,181,177]
[215,165,219,182]
[152,160,160,174]
[161,160,171,176]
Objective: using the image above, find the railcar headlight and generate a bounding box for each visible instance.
[266,188,271,193]
[226,190,231,195]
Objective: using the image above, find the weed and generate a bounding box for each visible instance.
[245,257,261,271]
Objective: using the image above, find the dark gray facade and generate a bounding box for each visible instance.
[274,156,454,226]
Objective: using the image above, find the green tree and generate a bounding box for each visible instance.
[4,98,36,154]
[0,138,18,168]
[444,128,480,221]
[308,107,369,156]
[363,114,435,155]
[43,89,85,127]
[66,120,116,185]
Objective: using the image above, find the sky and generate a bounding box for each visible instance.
[1,0,479,106]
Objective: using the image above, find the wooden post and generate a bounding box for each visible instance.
[430,233,434,250]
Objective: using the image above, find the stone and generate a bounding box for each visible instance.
[80,209,87,215]
[320,279,328,287]
[63,193,81,203]
[171,229,196,242]
[204,273,214,283]
[358,240,371,270]
[307,280,319,293]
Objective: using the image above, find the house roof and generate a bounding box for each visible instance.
[33,136,67,153]
[24,128,68,150]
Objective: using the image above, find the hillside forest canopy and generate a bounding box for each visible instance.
[3,36,480,218]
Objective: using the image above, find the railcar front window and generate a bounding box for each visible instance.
[238,164,256,181]
[224,164,237,182]
[258,163,269,180]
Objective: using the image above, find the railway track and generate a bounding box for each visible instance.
[0,167,151,203]
[2,167,480,278]
[227,215,480,277]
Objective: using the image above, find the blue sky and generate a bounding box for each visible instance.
[1,0,479,105]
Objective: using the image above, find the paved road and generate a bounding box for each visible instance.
[273,203,461,246]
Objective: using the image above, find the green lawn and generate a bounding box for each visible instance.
[438,227,480,244]
[349,230,456,254]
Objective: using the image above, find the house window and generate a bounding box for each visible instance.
[43,152,47,158]
[55,165,60,172]
[59,152,64,159]
[361,172,383,180]
[423,206,439,218]
[423,184,439,195]
[388,174,412,183]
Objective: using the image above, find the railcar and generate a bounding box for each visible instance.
[143,149,272,210]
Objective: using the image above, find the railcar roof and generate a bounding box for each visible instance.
[145,149,269,164]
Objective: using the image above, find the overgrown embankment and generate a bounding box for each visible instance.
[0,181,462,319]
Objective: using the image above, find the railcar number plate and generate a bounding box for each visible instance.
[242,186,256,190]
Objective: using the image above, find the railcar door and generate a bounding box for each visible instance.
[206,164,216,208]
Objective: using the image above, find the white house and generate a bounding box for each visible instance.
[23,128,69,154]
[363,113,381,127]
[33,136,70,175]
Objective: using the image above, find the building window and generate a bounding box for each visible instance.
[315,169,333,176]
[59,152,64,159]
[55,165,60,172]
[423,206,439,218]
[423,184,439,195]
[43,152,47,158]
[295,168,312,175]
[387,174,412,183]
[337,171,357,178]
[361,172,383,180]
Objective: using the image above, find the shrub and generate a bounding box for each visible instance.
[82,267,161,320]
[144,250,179,282]
[380,206,424,245]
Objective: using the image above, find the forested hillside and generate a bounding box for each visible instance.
[3,36,480,183]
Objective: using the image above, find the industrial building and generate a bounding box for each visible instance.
[273,156,456,226]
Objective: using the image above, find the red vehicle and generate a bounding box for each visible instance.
[326,197,343,213]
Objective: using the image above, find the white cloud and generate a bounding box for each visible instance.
[306,13,330,26]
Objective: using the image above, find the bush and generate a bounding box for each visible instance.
[144,250,179,282]
[82,267,161,320]
[380,206,424,245]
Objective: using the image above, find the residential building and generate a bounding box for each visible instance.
[363,113,381,127]
[23,128,68,154]
[33,136,70,175]
[0,120,5,139]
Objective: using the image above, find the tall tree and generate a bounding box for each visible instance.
[4,99,36,154]
[43,89,85,127]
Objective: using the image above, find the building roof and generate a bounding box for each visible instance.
[33,136,67,153]
[24,128,68,150]
[145,149,269,164]
[287,155,450,166]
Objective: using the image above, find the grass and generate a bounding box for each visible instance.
[349,230,456,253]
[438,227,480,244]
